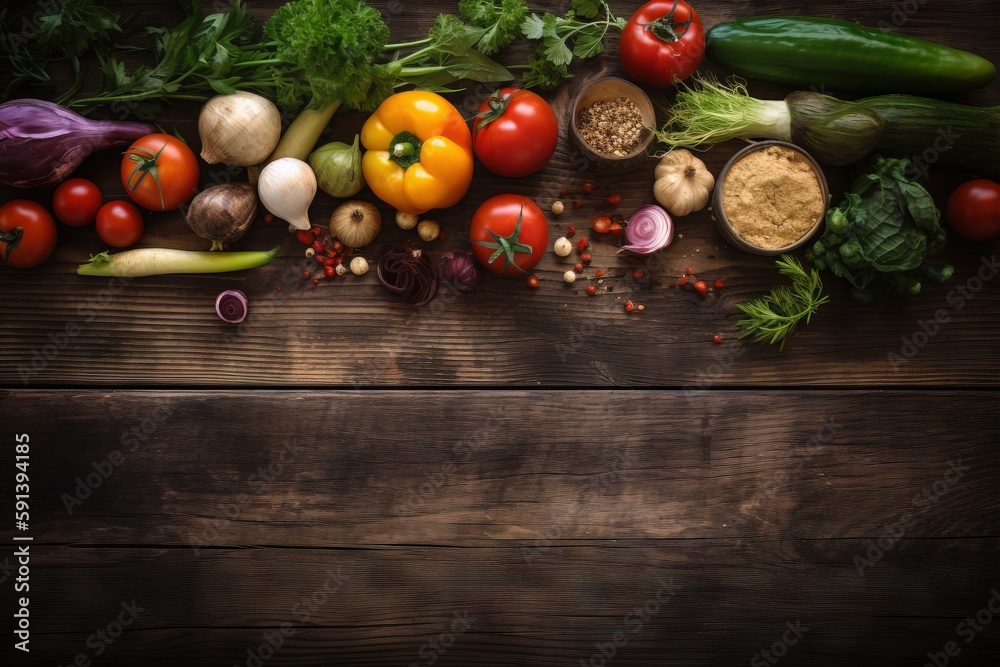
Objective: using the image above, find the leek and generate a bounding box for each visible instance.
[656,77,885,166]
[77,246,279,277]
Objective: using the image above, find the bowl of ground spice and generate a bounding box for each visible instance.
[713,141,830,255]
[571,77,656,173]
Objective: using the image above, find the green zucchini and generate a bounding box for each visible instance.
[705,17,996,95]
[857,95,1000,180]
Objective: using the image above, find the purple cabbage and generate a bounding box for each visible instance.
[0,99,155,189]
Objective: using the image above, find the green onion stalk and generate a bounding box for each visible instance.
[657,77,886,166]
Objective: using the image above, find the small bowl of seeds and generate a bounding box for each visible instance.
[570,77,656,173]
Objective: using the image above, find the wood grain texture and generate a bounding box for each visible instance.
[2,1,1000,387]
[5,389,1000,665]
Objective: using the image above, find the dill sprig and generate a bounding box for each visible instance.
[736,255,829,351]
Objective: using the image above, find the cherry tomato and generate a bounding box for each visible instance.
[121,133,199,211]
[470,195,549,276]
[473,88,558,178]
[946,179,1000,241]
[0,200,58,268]
[52,178,103,227]
[96,201,144,248]
[619,0,705,88]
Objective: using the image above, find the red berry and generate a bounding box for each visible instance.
[560,187,568,197]
[312,240,325,254]
[312,279,319,285]
[586,285,596,296]
[332,241,345,253]
[592,216,611,234]
[595,270,604,278]
[264,213,274,224]
[574,263,584,273]
[606,194,621,205]
[580,253,592,264]
[573,198,582,209]
[324,257,336,267]
[296,230,313,245]
[567,225,576,238]
[311,226,322,237]
[301,270,312,280]
[315,254,327,265]
[323,266,335,278]
[678,276,688,287]
[625,299,635,312]
[527,275,540,288]
[693,280,708,297]
[685,267,694,276]
[714,278,725,289]
[583,183,595,194]
[608,222,623,235]
[577,237,589,253]
[713,335,722,344]
[632,269,645,280]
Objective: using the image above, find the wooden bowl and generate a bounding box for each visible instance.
[570,77,656,174]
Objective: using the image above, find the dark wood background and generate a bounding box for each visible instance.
[2,1,999,666]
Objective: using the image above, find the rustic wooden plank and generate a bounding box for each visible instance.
[10,389,998,547]
[17,540,1000,666]
[2,1,1000,387]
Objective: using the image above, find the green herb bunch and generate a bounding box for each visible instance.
[736,255,829,350]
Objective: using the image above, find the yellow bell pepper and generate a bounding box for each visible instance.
[361,91,474,215]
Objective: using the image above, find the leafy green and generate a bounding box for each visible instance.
[806,156,953,300]
[1,0,137,99]
[736,256,829,351]
[459,0,529,55]
[519,0,625,89]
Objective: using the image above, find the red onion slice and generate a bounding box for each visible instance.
[619,205,674,255]
[215,289,248,323]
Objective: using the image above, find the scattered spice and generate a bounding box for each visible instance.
[592,216,611,234]
[580,253,592,264]
[720,144,825,250]
[553,237,573,257]
[527,275,540,288]
[583,183,596,194]
[577,237,589,253]
[713,335,722,344]
[609,221,623,235]
[595,270,604,278]
[606,194,621,205]
[296,230,313,245]
[637,304,644,311]
[552,200,565,215]
[693,280,708,297]
[578,98,644,157]
[574,263,584,273]
[563,270,576,284]
[264,213,274,224]
[625,299,635,312]
[587,285,596,295]
[311,226,322,237]
[714,277,724,289]
[567,225,576,238]
[573,198,582,209]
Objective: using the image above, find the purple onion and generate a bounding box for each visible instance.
[441,251,484,294]
[215,289,248,323]
[619,205,675,255]
[0,99,156,189]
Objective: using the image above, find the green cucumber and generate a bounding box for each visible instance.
[705,17,996,95]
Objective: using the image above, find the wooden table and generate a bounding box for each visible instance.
[2,1,999,665]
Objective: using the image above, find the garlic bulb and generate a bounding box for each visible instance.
[653,149,716,217]
[258,158,316,231]
[199,92,281,167]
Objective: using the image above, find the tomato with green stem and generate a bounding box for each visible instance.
[473,88,558,178]
[52,178,103,227]
[619,0,705,88]
[121,133,199,211]
[0,200,57,268]
[947,179,1000,241]
[96,201,144,248]
[470,195,549,276]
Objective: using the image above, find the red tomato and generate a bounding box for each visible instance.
[946,179,1000,241]
[96,201,144,248]
[121,133,199,211]
[0,200,58,268]
[470,195,549,276]
[473,88,558,178]
[619,0,705,88]
[52,178,103,227]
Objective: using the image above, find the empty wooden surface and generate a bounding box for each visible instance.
[1,0,999,387]
[5,389,1000,665]
[2,1,1000,666]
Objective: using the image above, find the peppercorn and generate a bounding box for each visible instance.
[586,285,596,296]
[527,275,540,288]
